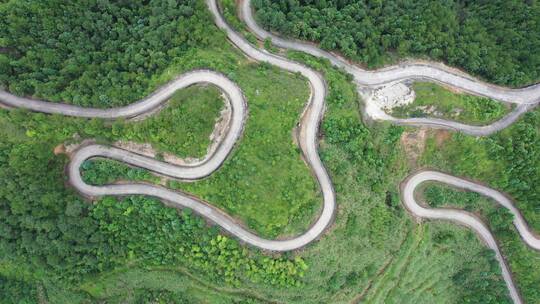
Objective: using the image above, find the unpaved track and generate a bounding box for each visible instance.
[0,1,538,303]
[402,172,540,304]
[241,1,540,303]
[241,0,539,136]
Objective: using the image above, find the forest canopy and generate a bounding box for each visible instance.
[0,0,216,107]
[253,0,540,86]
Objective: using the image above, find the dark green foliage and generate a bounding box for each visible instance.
[0,275,38,304]
[92,196,308,287]
[253,0,540,86]
[0,0,217,107]
[81,159,160,186]
[135,289,190,304]
[451,249,511,304]
[0,140,102,279]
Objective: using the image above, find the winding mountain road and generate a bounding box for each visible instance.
[0,1,539,303]
[240,1,539,303]
[241,0,539,137]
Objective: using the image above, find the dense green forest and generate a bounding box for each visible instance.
[0,0,214,107]
[0,275,38,304]
[253,0,540,86]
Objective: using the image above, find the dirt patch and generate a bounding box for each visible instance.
[434,129,451,147]
[440,83,464,94]
[53,144,66,155]
[400,128,427,166]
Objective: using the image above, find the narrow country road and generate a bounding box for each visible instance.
[240,1,539,303]
[0,1,539,303]
[401,171,540,304]
[240,0,539,137]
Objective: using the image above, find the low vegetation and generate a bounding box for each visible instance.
[169,64,319,238]
[390,82,510,125]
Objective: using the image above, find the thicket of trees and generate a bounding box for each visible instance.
[0,0,215,107]
[254,0,540,86]
[0,275,38,304]
[81,159,160,185]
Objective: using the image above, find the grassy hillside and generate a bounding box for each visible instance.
[390,82,511,125]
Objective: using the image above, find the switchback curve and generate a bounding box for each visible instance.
[239,1,540,303]
[0,65,336,251]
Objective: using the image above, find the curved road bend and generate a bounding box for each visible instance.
[0,26,337,250]
[239,1,540,303]
[241,0,540,105]
[402,171,540,304]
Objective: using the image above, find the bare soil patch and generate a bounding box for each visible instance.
[400,128,428,166]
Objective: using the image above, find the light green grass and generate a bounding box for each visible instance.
[77,267,263,304]
[391,82,511,125]
[169,65,318,238]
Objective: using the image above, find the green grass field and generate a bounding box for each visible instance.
[390,82,511,125]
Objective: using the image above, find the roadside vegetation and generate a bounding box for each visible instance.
[253,0,540,86]
[421,183,540,302]
[420,109,540,232]
[81,159,160,186]
[390,82,511,125]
